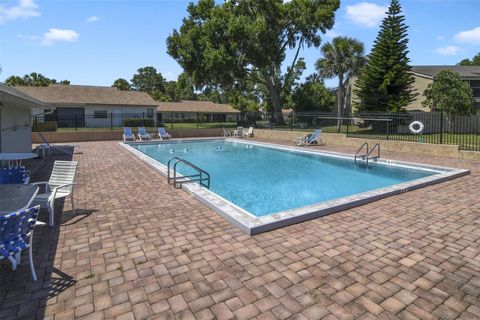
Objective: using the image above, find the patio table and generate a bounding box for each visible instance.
[0,184,39,215]
[0,153,37,167]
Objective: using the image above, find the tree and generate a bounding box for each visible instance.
[291,75,335,112]
[130,66,167,100]
[423,70,475,116]
[315,36,365,130]
[354,0,416,113]
[458,52,480,66]
[5,72,70,86]
[167,0,339,122]
[112,78,131,91]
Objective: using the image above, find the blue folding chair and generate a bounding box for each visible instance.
[0,206,42,281]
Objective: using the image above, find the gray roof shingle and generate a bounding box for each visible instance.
[15,84,158,106]
[412,66,480,78]
[157,100,240,113]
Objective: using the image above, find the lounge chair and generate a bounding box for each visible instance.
[137,127,151,141]
[158,127,172,140]
[31,161,77,227]
[0,206,43,281]
[222,128,230,137]
[244,127,254,138]
[123,127,136,141]
[296,129,322,146]
[37,132,77,155]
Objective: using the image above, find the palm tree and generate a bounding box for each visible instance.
[316,36,365,131]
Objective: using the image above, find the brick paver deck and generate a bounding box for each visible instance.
[1,140,479,320]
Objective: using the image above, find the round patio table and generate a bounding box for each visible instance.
[0,153,37,167]
[0,184,39,215]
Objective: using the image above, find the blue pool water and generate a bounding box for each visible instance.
[133,140,435,216]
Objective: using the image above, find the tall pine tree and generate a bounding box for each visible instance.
[354,0,416,112]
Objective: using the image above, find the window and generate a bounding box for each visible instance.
[147,108,154,119]
[469,80,480,98]
[94,110,108,119]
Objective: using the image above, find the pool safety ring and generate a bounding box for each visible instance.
[409,121,424,134]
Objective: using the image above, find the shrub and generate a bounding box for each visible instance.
[34,121,57,132]
[122,118,155,127]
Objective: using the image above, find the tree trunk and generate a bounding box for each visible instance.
[336,75,344,132]
[264,72,284,124]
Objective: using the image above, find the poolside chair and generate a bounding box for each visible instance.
[31,161,77,227]
[234,127,243,138]
[37,132,77,155]
[244,127,254,138]
[0,167,30,184]
[222,128,230,137]
[296,129,322,146]
[137,127,151,141]
[123,127,136,141]
[0,206,43,281]
[158,127,172,140]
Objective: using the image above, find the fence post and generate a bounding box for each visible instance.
[143,112,145,127]
[346,118,349,136]
[440,110,444,144]
[386,120,389,140]
[171,113,173,130]
[197,112,199,129]
[74,115,77,132]
[110,112,113,131]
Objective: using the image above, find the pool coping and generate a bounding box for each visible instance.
[119,138,470,235]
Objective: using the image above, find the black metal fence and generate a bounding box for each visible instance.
[32,112,239,132]
[32,110,480,151]
[240,111,480,151]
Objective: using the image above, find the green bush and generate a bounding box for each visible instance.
[34,121,57,132]
[122,118,155,127]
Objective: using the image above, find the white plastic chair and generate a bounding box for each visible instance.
[296,129,322,146]
[32,161,77,227]
[243,127,254,137]
[234,127,243,138]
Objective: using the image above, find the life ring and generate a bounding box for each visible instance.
[409,121,424,134]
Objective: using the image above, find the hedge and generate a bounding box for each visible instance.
[122,118,155,127]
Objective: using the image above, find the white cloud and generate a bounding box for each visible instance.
[345,2,387,28]
[325,29,340,39]
[454,26,480,45]
[0,0,40,24]
[41,28,79,46]
[436,35,445,41]
[435,45,460,56]
[86,16,100,23]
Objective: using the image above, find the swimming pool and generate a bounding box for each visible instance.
[123,139,469,234]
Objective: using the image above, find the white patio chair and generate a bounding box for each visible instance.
[243,127,254,137]
[31,161,77,227]
[234,127,243,138]
[295,129,323,146]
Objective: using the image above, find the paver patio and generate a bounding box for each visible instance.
[1,140,479,320]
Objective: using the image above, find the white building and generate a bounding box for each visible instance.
[0,83,48,153]
[16,84,158,128]
[157,100,240,122]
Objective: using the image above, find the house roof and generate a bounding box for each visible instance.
[157,100,240,113]
[0,83,48,109]
[14,84,158,106]
[412,66,480,78]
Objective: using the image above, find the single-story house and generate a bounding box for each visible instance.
[157,100,240,122]
[15,84,158,128]
[0,83,49,153]
[347,65,480,112]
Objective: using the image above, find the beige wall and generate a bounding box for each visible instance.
[348,74,433,112]
[32,128,223,143]
[0,105,32,153]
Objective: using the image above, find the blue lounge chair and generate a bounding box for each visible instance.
[123,127,136,141]
[137,127,151,141]
[0,206,43,281]
[158,127,172,140]
[296,129,322,146]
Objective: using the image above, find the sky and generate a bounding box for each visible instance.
[1,0,480,89]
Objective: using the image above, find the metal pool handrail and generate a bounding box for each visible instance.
[167,157,211,189]
[354,142,369,163]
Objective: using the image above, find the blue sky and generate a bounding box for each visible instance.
[1,0,480,88]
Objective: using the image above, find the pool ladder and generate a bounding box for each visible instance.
[167,157,211,189]
[354,142,380,165]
